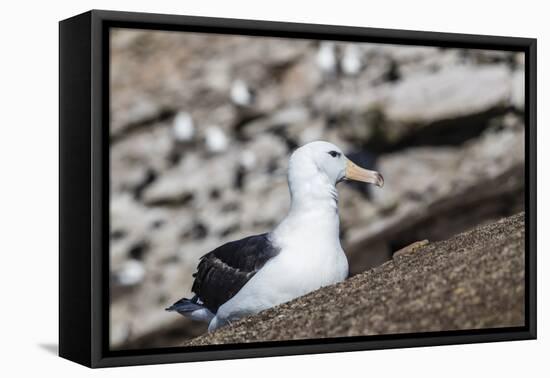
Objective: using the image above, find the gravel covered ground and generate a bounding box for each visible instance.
[186,212,525,345]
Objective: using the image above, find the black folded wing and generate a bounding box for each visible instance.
[191,233,279,314]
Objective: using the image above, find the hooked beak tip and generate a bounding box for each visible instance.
[375,172,384,188]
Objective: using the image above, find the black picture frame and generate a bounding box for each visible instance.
[59,9,537,368]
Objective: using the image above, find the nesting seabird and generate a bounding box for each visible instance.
[172,111,195,142]
[166,141,384,331]
[230,79,254,107]
[316,42,337,74]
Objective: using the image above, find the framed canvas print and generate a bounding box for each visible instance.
[59,10,537,368]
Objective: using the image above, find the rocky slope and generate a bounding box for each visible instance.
[186,212,525,345]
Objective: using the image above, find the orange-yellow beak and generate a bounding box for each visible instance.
[345,159,384,187]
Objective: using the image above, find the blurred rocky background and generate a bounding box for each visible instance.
[109,28,525,349]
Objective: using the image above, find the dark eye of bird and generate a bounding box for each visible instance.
[328,151,341,158]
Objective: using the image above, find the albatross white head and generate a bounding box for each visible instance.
[271,140,384,285]
[286,141,383,213]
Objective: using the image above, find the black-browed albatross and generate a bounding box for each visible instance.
[166,141,384,331]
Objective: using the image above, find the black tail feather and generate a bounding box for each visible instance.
[165,296,203,313]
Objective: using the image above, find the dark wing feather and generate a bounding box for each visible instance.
[191,233,279,313]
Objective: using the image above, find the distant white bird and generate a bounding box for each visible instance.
[172,112,195,142]
[341,44,363,76]
[204,126,229,153]
[167,141,384,331]
[316,42,337,74]
[230,79,253,107]
[116,259,145,286]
